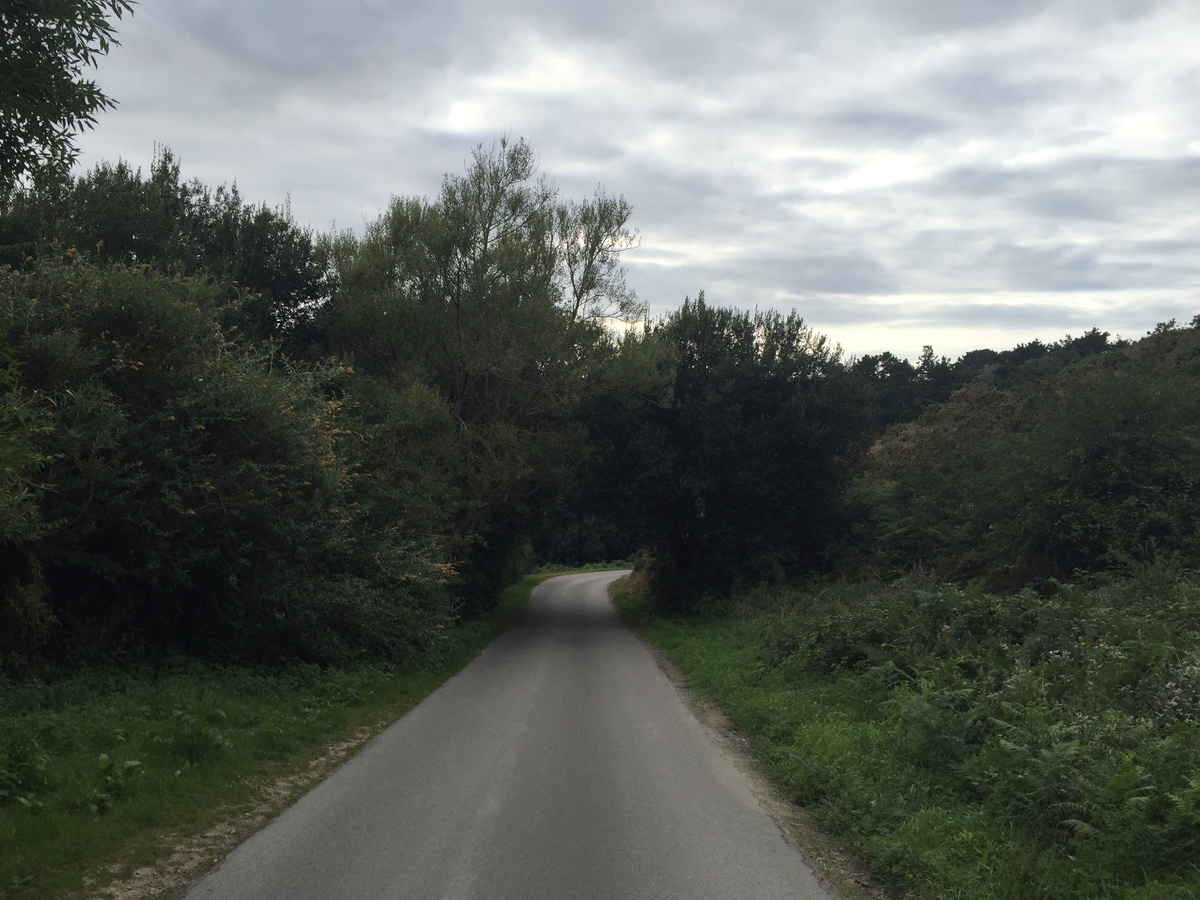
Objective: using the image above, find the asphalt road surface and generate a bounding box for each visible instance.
[185,571,834,899]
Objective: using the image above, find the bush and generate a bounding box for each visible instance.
[752,563,1200,894]
[854,327,1200,585]
[0,256,454,666]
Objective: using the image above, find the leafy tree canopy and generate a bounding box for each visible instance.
[319,137,651,606]
[0,0,134,190]
[627,295,867,601]
[0,147,326,346]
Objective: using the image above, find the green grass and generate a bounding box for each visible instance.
[612,569,1200,900]
[0,568,593,900]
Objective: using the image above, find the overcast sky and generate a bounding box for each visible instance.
[76,0,1200,361]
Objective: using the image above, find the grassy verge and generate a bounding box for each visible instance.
[612,567,1200,900]
[0,568,592,899]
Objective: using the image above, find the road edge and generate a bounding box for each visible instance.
[608,574,898,900]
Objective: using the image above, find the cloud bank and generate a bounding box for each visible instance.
[77,0,1200,359]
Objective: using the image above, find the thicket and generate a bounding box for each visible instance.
[851,324,1200,586]
[0,255,456,668]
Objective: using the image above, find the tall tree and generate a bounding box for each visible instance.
[555,187,644,325]
[320,137,646,604]
[630,296,865,601]
[0,0,134,189]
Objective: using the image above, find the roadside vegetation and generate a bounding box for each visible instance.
[616,565,1200,899]
[615,323,1200,898]
[0,567,595,899]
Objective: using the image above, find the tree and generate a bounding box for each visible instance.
[850,350,921,426]
[555,187,644,324]
[0,148,327,347]
[318,137,646,606]
[915,344,957,400]
[0,256,456,666]
[0,0,134,189]
[630,296,863,601]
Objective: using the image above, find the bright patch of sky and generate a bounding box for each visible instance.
[77,0,1200,361]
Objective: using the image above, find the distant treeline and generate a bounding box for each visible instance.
[2,141,1197,671]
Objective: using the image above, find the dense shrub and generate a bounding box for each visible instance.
[751,563,1200,894]
[0,148,327,347]
[0,256,454,667]
[852,326,1200,585]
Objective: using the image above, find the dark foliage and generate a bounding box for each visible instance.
[0,148,327,347]
[0,257,454,669]
[0,0,133,189]
[851,323,1200,586]
[625,296,870,604]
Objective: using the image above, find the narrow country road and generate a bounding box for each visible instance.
[185,571,834,899]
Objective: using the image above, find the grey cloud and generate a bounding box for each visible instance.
[932,66,1090,120]
[991,241,1198,294]
[747,252,896,295]
[74,0,1200,361]
[812,109,951,143]
[866,0,1053,33]
[870,0,1168,35]
[904,301,1100,331]
[798,298,1098,332]
[190,1,463,74]
[922,156,1200,221]
[1022,190,1118,223]
[629,240,896,313]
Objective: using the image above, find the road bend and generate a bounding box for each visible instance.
[186,570,834,900]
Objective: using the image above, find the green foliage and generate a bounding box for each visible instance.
[0,661,404,893]
[848,329,1124,434]
[319,137,649,609]
[0,340,54,657]
[0,137,653,667]
[854,326,1200,585]
[628,296,869,603]
[554,186,644,324]
[0,0,133,189]
[0,256,454,666]
[84,753,142,814]
[0,740,49,809]
[0,342,44,535]
[624,567,1200,898]
[534,328,674,566]
[0,148,327,346]
[960,328,1124,391]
